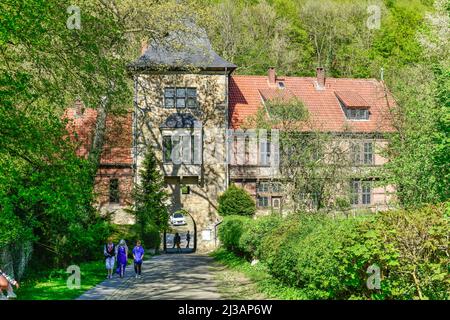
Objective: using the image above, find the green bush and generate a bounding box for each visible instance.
[219,204,449,300]
[218,215,252,253]
[357,204,449,300]
[239,214,283,259]
[130,222,161,251]
[218,184,256,216]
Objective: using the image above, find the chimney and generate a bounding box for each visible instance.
[316,67,326,89]
[74,98,83,117]
[141,38,148,56]
[268,67,276,85]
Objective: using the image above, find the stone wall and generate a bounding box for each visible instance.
[135,72,229,252]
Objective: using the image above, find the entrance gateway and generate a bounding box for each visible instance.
[163,210,197,253]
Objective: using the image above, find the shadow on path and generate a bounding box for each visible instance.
[77,254,221,300]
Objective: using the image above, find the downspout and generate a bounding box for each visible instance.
[133,75,138,186]
[225,67,229,190]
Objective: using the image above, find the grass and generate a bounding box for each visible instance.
[17,253,156,300]
[16,260,106,300]
[210,248,307,300]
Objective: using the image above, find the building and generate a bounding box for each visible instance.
[66,31,395,252]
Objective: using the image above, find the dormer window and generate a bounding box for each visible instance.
[164,87,197,108]
[346,108,369,120]
[335,91,370,121]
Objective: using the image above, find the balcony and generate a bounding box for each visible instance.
[230,165,280,179]
[162,163,201,177]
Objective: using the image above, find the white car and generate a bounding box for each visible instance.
[170,213,187,226]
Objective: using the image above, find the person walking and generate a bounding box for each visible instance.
[132,240,145,278]
[0,268,19,300]
[186,231,191,249]
[174,233,181,253]
[104,238,116,279]
[116,239,128,278]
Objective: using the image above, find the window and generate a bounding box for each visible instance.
[259,141,271,166]
[258,182,269,193]
[163,134,198,164]
[164,87,175,108]
[351,142,361,164]
[164,87,197,108]
[272,197,281,209]
[181,185,190,194]
[271,182,282,193]
[345,108,369,120]
[350,180,372,205]
[258,196,269,207]
[186,88,197,108]
[362,182,371,205]
[363,142,373,165]
[109,178,120,203]
[350,180,360,205]
[163,136,173,163]
[351,141,373,165]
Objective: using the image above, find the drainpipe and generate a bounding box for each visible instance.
[132,75,139,186]
[224,67,229,190]
[214,218,223,248]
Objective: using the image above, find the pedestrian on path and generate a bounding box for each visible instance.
[132,240,145,278]
[104,238,116,279]
[186,231,191,249]
[0,268,19,300]
[174,233,181,253]
[116,239,128,278]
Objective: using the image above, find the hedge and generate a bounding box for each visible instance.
[217,205,449,300]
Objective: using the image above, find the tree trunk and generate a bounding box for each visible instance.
[88,97,109,183]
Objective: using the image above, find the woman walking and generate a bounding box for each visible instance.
[132,240,145,278]
[0,268,19,300]
[104,237,116,279]
[116,239,128,278]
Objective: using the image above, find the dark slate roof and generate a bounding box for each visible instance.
[160,113,202,129]
[128,27,236,73]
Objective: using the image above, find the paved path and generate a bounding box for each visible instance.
[77,254,221,300]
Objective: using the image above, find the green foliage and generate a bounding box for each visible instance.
[218,184,256,216]
[130,146,168,249]
[358,204,449,300]
[218,205,449,300]
[218,215,252,252]
[239,214,283,259]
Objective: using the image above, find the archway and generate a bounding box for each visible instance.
[163,210,197,254]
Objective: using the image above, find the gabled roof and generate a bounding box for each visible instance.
[334,91,370,109]
[228,75,395,133]
[128,27,236,73]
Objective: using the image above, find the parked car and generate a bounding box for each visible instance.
[170,212,187,226]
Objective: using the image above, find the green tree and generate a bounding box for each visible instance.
[131,146,169,248]
[218,184,256,216]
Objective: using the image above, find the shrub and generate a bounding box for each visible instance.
[218,184,256,216]
[218,215,252,253]
[239,214,283,259]
[358,204,449,300]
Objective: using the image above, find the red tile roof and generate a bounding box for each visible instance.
[229,75,395,132]
[334,91,370,109]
